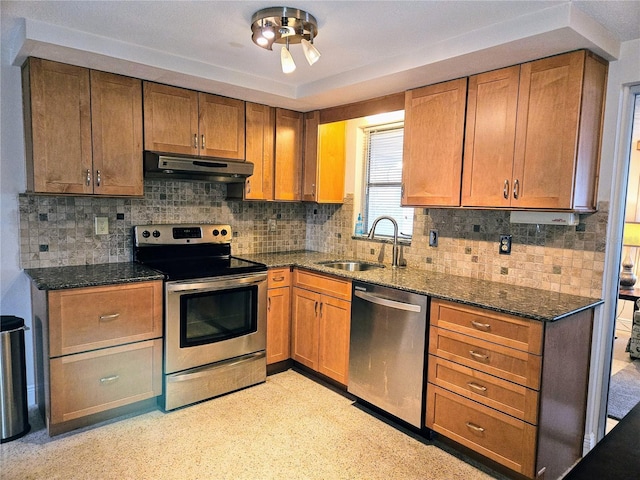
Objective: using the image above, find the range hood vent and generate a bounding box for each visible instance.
[144,151,253,184]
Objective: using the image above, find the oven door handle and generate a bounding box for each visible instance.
[166,273,267,294]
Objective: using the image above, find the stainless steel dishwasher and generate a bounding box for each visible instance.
[348,281,428,428]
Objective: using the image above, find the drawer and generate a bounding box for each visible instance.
[268,267,291,288]
[426,385,537,477]
[429,326,542,389]
[431,299,543,354]
[48,281,163,356]
[49,339,162,424]
[294,268,351,301]
[428,355,539,424]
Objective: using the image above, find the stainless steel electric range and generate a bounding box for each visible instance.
[133,224,267,411]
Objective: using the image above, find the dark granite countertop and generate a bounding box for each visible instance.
[25,263,165,290]
[240,251,603,322]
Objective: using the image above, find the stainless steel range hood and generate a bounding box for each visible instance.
[144,152,253,183]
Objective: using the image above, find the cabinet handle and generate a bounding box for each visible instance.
[465,422,485,434]
[471,320,491,331]
[96,170,101,187]
[319,302,323,318]
[201,134,205,149]
[467,382,488,393]
[100,374,120,385]
[193,133,198,149]
[86,169,91,186]
[272,276,285,282]
[503,179,509,199]
[246,179,251,194]
[314,301,318,316]
[99,313,120,322]
[513,179,520,199]
[268,297,271,312]
[469,350,489,362]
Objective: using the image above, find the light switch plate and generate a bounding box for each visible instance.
[95,216,109,235]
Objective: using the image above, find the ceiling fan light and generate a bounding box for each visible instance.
[281,45,296,73]
[301,39,321,66]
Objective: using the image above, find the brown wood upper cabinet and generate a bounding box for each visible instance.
[303,112,346,203]
[462,50,607,211]
[402,77,467,207]
[143,82,245,160]
[243,102,275,200]
[274,108,304,201]
[22,58,143,196]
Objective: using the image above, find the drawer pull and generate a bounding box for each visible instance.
[466,422,485,434]
[100,375,120,385]
[471,320,491,331]
[469,350,489,362]
[99,313,120,322]
[467,382,488,393]
[272,276,285,282]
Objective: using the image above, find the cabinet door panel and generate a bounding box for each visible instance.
[462,66,519,207]
[267,286,291,364]
[25,58,92,194]
[91,71,143,196]
[245,102,275,200]
[302,111,319,201]
[512,51,584,209]
[143,82,198,155]
[274,108,303,201]
[316,121,346,203]
[199,93,245,159]
[402,78,466,206]
[318,295,350,385]
[291,287,319,369]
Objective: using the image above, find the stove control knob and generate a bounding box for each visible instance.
[152,230,161,238]
[221,229,228,237]
[212,229,220,236]
[142,230,150,238]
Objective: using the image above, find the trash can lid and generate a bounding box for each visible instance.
[1,316,25,332]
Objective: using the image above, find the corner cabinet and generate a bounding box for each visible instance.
[274,108,304,201]
[462,50,607,211]
[143,82,245,160]
[22,58,143,196]
[426,299,593,479]
[291,269,351,385]
[31,281,163,436]
[402,77,467,207]
[266,267,291,364]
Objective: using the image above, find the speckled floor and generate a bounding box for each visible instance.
[1,370,504,480]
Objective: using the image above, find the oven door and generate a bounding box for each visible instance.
[165,272,267,374]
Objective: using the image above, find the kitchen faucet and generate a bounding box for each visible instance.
[368,215,401,267]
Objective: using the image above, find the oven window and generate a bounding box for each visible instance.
[180,286,257,347]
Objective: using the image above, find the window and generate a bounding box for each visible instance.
[361,124,413,238]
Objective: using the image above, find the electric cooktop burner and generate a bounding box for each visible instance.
[133,224,266,281]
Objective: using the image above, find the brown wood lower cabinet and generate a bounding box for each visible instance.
[266,267,291,364]
[31,280,163,436]
[291,269,351,385]
[426,299,593,479]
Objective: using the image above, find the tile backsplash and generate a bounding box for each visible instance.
[19,181,606,298]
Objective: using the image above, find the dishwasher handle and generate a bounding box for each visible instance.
[354,290,422,313]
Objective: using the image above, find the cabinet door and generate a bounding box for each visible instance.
[267,286,291,364]
[245,102,275,200]
[198,93,245,159]
[318,295,351,385]
[274,108,303,201]
[143,82,199,155]
[462,66,520,207]
[402,78,467,206]
[23,58,92,194]
[316,121,346,203]
[512,51,585,209]
[91,71,143,196]
[302,111,319,201]
[291,287,319,369]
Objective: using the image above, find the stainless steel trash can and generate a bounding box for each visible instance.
[1,315,30,442]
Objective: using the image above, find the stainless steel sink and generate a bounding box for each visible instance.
[316,260,385,272]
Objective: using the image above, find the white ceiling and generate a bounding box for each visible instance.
[2,1,640,111]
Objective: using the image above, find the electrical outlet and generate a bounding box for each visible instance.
[499,234,512,254]
[268,219,277,232]
[94,216,109,235]
[429,229,438,247]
